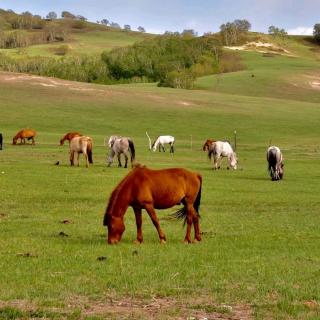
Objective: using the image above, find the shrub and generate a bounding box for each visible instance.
[159,69,196,89]
[54,44,70,56]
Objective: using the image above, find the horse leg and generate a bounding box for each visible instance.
[193,214,201,242]
[144,204,166,244]
[117,154,122,167]
[213,156,218,170]
[124,153,128,168]
[162,144,166,152]
[84,152,88,168]
[70,151,74,166]
[133,207,143,243]
[32,137,35,145]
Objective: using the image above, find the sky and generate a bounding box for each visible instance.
[0,0,319,35]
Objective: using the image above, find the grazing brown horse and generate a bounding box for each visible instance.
[202,139,215,151]
[12,129,36,145]
[103,165,202,244]
[60,132,82,145]
[69,136,93,168]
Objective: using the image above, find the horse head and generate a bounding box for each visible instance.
[12,137,17,145]
[278,162,284,180]
[105,214,125,244]
[230,152,238,169]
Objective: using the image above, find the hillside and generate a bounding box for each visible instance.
[0,10,153,58]
[196,34,320,103]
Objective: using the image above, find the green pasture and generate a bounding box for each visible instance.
[0,66,320,319]
[0,29,152,58]
[196,49,320,103]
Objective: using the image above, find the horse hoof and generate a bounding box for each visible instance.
[193,238,201,243]
[183,239,191,244]
[133,239,143,244]
[160,239,166,244]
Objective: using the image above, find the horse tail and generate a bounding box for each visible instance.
[172,174,202,225]
[128,139,135,163]
[87,140,93,164]
[193,175,202,217]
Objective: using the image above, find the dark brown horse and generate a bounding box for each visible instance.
[60,132,82,145]
[13,129,36,145]
[103,165,202,244]
[202,139,215,151]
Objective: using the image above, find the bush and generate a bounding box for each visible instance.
[54,44,70,56]
[159,70,196,89]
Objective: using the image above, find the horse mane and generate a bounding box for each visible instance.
[207,143,216,160]
[103,167,139,225]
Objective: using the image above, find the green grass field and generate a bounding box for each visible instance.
[0,28,153,58]
[0,35,320,319]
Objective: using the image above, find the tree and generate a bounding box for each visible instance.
[268,25,287,38]
[100,19,109,26]
[110,22,121,29]
[138,26,146,33]
[313,24,320,42]
[61,11,76,19]
[46,11,57,19]
[181,29,197,37]
[220,19,251,45]
[124,24,131,31]
[220,22,239,45]
[234,19,251,32]
[76,15,87,21]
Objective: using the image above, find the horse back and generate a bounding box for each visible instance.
[130,167,201,208]
[18,129,36,139]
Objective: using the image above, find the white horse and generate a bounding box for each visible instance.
[267,146,284,181]
[146,132,175,153]
[208,141,237,170]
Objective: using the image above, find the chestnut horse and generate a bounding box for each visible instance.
[103,165,202,244]
[60,132,82,145]
[12,129,36,145]
[202,139,215,151]
[69,136,93,168]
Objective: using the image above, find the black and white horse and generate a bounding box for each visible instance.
[267,146,284,181]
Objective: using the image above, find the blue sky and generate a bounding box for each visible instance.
[1,0,319,35]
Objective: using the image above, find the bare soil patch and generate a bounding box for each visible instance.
[225,41,293,56]
[0,296,253,319]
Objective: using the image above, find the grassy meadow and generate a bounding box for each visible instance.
[0,44,320,319]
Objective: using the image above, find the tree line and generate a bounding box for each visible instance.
[0,34,244,88]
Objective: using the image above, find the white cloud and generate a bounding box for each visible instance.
[287,26,313,35]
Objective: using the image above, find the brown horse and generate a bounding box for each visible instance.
[69,136,93,168]
[202,139,215,151]
[60,132,82,145]
[103,165,202,244]
[12,129,37,145]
